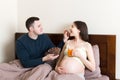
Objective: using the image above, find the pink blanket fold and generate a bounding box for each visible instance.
[0,60,84,80]
[0,60,31,80]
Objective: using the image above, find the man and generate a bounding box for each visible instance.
[16,17,68,68]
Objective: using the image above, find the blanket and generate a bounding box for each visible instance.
[0,60,83,80]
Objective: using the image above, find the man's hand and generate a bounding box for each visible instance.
[42,54,59,62]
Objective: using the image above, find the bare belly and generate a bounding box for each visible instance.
[59,56,85,74]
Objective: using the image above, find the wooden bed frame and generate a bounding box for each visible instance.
[15,32,116,80]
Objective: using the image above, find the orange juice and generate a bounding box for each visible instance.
[68,49,73,57]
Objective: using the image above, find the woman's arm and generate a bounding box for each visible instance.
[75,43,95,72]
[57,30,69,49]
[84,43,95,71]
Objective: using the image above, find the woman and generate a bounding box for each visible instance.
[55,21,95,80]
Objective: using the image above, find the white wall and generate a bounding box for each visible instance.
[0,0,17,62]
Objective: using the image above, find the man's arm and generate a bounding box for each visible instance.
[16,41,45,68]
[57,30,69,48]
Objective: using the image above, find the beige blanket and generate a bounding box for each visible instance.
[0,60,83,80]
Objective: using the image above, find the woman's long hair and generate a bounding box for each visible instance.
[74,21,89,41]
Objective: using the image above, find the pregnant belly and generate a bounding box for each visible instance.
[59,56,84,74]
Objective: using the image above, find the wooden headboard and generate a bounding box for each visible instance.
[15,32,116,80]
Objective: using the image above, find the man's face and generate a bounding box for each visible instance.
[32,20,43,35]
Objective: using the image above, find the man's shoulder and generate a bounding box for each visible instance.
[17,33,28,41]
[38,34,49,38]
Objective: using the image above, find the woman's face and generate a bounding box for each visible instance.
[69,23,80,37]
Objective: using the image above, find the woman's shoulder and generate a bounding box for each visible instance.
[65,40,72,45]
[84,41,91,45]
[63,40,71,48]
[83,41,92,49]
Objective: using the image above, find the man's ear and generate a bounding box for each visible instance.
[29,26,33,31]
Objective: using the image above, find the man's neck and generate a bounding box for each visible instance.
[28,32,38,40]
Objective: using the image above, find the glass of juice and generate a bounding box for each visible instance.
[68,49,73,57]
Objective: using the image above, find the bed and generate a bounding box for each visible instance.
[14,32,116,80]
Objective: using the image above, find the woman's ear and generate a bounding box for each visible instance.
[78,29,80,33]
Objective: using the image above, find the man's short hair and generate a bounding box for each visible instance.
[25,17,39,31]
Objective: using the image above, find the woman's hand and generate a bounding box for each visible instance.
[72,49,81,57]
[63,30,69,43]
[55,66,67,74]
